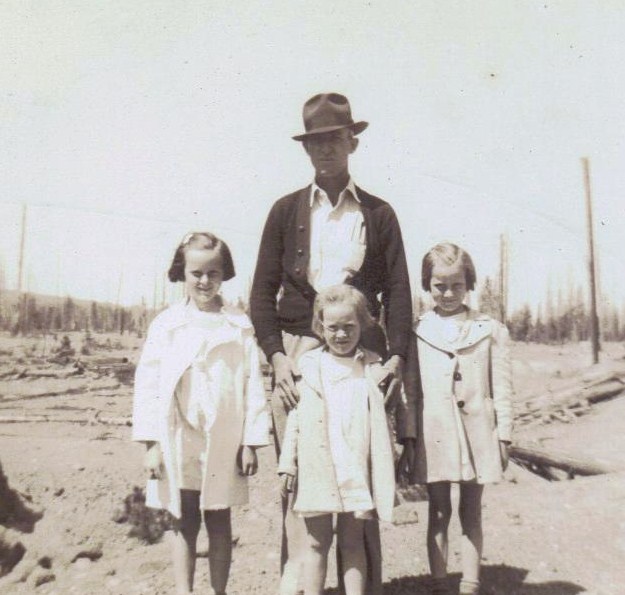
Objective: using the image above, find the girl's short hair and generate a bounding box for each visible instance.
[421,242,476,291]
[311,284,375,339]
[168,232,236,282]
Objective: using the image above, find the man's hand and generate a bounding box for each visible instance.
[239,446,259,476]
[499,440,510,471]
[280,473,295,499]
[271,352,299,410]
[144,442,163,480]
[396,438,416,484]
[381,354,404,408]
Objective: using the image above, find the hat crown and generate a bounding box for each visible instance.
[292,92,368,141]
[303,93,353,131]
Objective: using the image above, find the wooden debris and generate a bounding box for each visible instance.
[510,444,618,478]
[516,373,625,427]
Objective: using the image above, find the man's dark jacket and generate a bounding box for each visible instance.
[250,185,413,360]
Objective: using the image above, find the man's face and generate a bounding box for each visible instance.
[303,129,358,180]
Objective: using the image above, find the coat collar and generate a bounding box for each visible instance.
[298,345,382,395]
[415,309,494,353]
[158,300,251,393]
[159,299,252,332]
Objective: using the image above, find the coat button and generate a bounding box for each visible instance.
[457,400,465,408]
[297,249,304,255]
[295,268,301,274]
[453,371,462,381]
[298,225,305,231]
[447,352,454,359]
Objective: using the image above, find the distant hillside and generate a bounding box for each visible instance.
[0,289,153,317]
[0,289,157,334]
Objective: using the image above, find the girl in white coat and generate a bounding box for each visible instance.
[397,243,513,595]
[132,232,269,595]
[278,285,396,595]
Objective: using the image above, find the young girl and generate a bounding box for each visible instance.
[132,232,270,595]
[277,284,396,595]
[397,242,513,595]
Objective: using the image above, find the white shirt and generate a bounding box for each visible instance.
[320,350,373,515]
[435,309,469,346]
[307,179,366,291]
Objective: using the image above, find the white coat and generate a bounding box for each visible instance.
[397,309,513,484]
[278,347,396,522]
[132,300,270,518]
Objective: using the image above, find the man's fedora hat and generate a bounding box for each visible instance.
[292,93,368,141]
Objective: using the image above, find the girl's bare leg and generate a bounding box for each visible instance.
[426,482,452,580]
[172,490,201,594]
[458,483,484,587]
[336,513,366,595]
[204,508,232,595]
[303,514,333,595]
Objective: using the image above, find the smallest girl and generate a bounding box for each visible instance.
[398,242,513,595]
[132,232,269,595]
[278,284,396,595]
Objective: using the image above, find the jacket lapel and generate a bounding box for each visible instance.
[162,303,241,395]
[355,186,377,255]
[454,310,493,351]
[414,311,452,354]
[288,186,317,298]
[415,309,493,354]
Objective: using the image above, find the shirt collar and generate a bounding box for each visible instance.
[321,344,366,362]
[309,178,359,207]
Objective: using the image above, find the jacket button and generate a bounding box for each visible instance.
[297,249,304,255]
[457,400,465,408]
[298,225,305,231]
[453,371,462,381]
[295,268,301,274]
[447,352,454,359]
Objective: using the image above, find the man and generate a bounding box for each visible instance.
[250,93,413,594]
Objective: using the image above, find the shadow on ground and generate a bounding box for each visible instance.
[0,461,42,533]
[325,564,586,594]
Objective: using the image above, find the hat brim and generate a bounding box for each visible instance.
[292,121,368,142]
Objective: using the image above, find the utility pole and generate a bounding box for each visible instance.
[582,157,600,364]
[17,204,28,334]
[116,269,124,335]
[17,204,27,293]
[499,233,508,325]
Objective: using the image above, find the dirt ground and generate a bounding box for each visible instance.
[0,333,624,594]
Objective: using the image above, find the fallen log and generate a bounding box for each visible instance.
[0,415,88,424]
[19,368,81,380]
[0,413,131,426]
[93,411,132,426]
[516,379,624,424]
[585,380,625,404]
[510,444,618,477]
[87,356,130,365]
[0,380,121,402]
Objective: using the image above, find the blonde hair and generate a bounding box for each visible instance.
[311,285,375,339]
[421,242,476,291]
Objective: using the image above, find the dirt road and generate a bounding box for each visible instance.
[0,335,624,594]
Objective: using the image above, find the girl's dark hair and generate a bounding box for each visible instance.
[167,232,235,283]
[421,242,476,291]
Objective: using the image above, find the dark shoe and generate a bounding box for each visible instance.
[429,576,451,594]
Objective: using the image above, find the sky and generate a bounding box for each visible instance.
[1,0,624,314]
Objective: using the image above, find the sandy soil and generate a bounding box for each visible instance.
[0,333,624,594]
